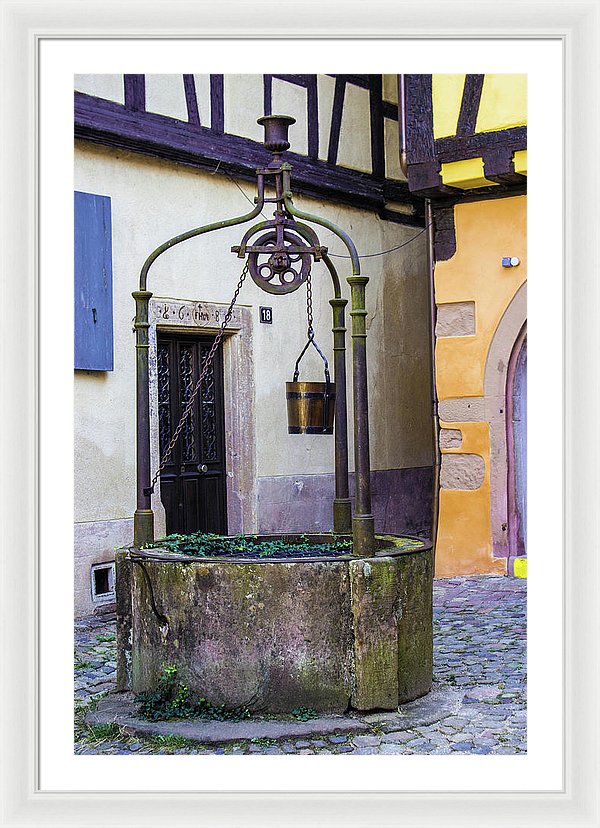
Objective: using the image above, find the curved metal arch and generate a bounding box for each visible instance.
[282,192,360,275]
[321,252,342,299]
[139,177,265,291]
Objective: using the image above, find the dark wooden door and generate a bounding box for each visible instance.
[157,333,227,536]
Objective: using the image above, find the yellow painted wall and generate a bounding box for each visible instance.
[432,74,465,139]
[432,74,527,188]
[435,196,527,399]
[434,196,527,576]
[440,158,498,190]
[513,150,528,176]
[476,75,527,133]
[437,421,505,576]
[432,73,527,140]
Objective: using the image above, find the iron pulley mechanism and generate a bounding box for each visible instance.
[134,112,373,553]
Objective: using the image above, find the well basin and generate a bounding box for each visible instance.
[116,534,433,713]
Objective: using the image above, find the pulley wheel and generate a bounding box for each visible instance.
[248,230,312,295]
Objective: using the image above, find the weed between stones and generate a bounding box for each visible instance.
[135,665,251,722]
[291,707,319,721]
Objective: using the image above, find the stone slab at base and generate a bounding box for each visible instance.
[86,693,370,743]
[85,684,462,745]
[117,535,433,714]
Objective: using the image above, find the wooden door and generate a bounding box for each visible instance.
[157,333,227,536]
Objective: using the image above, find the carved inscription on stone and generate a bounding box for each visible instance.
[150,299,242,329]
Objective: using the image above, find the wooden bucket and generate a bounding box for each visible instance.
[286,381,336,434]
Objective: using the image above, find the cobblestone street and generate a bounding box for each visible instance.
[75,575,526,755]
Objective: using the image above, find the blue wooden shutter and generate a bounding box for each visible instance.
[74,191,114,370]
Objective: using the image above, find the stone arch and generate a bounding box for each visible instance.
[506,326,527,560]
[483,282,527,561]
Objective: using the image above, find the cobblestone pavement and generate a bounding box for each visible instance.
[74,575,526,755]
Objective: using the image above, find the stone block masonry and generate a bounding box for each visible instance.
[120,539,433,713]
[75,575,526,755]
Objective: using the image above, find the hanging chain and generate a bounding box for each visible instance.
[145,261,249,496]
[306,266,314,340]
[292,263,330,383]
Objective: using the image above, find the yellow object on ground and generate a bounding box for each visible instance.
[514,558,527,579]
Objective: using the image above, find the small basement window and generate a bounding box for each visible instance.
[91,562,115,603]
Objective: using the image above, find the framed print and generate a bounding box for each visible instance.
[1,0,599,825]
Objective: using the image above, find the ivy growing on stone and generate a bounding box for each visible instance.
[136,665,251,722]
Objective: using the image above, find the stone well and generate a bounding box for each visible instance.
[116,535,433,714]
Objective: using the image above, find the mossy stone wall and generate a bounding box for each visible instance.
[120,543,433,713]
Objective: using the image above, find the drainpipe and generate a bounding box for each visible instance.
[399,75,440,556]
[398,74,408,180]
[426,200,441,559]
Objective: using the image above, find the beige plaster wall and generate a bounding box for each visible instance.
[74,141,431,527]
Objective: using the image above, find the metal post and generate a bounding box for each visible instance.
[348,276,376,555]
[283,188,376,556]
[330,297,352,534]
[132,289,154,547]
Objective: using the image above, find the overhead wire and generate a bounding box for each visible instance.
[214,161,430,259]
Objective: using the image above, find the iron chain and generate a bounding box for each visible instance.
[147,261,249,495]
[306,266,314,340]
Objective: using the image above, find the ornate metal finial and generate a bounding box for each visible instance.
[257,114,296,165]
[230,114,325,295]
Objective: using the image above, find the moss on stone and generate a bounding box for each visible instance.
[126,537,432,713]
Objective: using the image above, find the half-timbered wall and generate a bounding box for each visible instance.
[402,74,528,577]
[74,73,421,224]
[405,74,527,197]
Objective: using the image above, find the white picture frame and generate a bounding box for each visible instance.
[1,0,598,825]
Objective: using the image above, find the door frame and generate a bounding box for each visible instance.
[483,282,527,564]
[147,296,257,537]
[506,324,527,563]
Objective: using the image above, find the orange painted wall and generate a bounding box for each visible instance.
[434,196,527,576]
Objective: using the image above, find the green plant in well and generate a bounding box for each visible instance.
[142,531,354,559]
[291,706,319,722]
[135,665,251,723]
[96,634,116,643]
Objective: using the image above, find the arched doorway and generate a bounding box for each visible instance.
[483,282,527,567]
[507,327,527,562]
